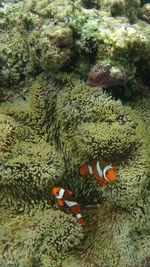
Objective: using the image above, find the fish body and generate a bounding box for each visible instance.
[52,187,86,225]
[79,159,117,186]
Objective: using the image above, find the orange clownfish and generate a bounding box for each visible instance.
[79,159,117,186]
[52,187,86,226]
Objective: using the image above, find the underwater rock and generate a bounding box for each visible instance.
[28,22,73,71]
[88,61,113,88]
[99,0,141,20]
[0,0,74,86]
[0,29,29,86]
[140,3,150,23]
[71,8,150,90]
[0,0,150,91]
[88,60,130,88]
[81,0,141,19]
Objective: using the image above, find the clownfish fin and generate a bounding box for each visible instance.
[68,190,73,195]
[57,199,65,206]
[93,173,101,181]
[79,217,86,226]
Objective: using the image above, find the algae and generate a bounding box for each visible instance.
[0,0,150,91]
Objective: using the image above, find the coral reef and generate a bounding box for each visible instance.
[85,0,140,19]
[0,27,29,86]
[0,0,150,93]
[0,0,74,86]
[27,22,73,71]
[88,60,131,88]
[71,9,150,87]
[140,3,150,23]
[0,0,150,266]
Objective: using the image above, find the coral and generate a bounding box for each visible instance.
[98,0,126,15]
[25,0,74,72]
[70,7,150,88]
[26,0,73,22]
[0,208,83,267]
[0,0,74,86]
[140,3,150,23]
[81,0,141,19]
[0,0,150,90]
[0,0,150,266]
[0,28,29,86]
[100,0,141,20]
[27,22,73,71]
[88,60,132,88]
[81,0,101,9]
[88,61,113,88]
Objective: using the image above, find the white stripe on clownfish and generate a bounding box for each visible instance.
[96,161,103,177]
[77,214,82,219]
[65,200,78,207]
[103,165,113,181]
[88,161,113,181]
[56,188,65,199]
[88,165,93,175]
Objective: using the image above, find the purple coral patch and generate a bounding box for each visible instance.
[88,62,113,88]
[88,61,128,89]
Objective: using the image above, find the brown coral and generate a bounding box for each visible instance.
[88,61,130,88]
[88,61,112,88]
[140,3,150,24]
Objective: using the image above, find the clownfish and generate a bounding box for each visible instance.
[52,187,86,226]
[79,159,117,186]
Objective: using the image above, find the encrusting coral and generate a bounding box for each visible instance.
[0,0,74,86]
[0,0,150,92]
[140,3,150,24]
[72,8,150,86]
